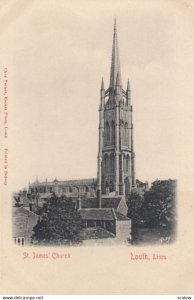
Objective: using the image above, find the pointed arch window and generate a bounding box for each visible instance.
[109,181,114,192]
[105,122,110,142]
[110,153,114,172]
[123,154,126,173]
[126,155,130,172]
[124,122,128,143]
[104,154,109,172]
[111,121,115,144]
[121,120,124,142]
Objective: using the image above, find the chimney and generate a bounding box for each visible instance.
[29,202,33,212]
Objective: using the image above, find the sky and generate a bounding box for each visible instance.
[1,0,194,192]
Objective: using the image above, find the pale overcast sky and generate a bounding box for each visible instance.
[1,0,194,192]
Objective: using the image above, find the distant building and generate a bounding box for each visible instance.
[28,178,96,198]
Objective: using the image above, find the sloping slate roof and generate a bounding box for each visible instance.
[115,211,130,221]
[102,197,122,209]
[79,208,115,221]
[32,178,97,187]
[12,207,39,237]
[59,178,96,186]
[81,197,122,209]
[80,227,115,240]
[81,198,98,208]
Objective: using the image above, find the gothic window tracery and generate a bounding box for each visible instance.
[109,181,114,192]
[111,121,115,144]
[104,154,109,172]
[124,122,128,143]
[126,154,130,172]
[120,120,124,142]
[123,153,126,172]
[105,121,110,143]
[110,153,114,172]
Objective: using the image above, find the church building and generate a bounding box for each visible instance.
[97,19,135,201]
[13,20,148,244]
[28,19,136,202]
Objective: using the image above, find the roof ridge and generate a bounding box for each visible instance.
[17,206,39,217]
[79,208,113,211]
[112,208,117,220]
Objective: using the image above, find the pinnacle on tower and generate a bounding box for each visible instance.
[109,18,122,90]
[116,71,122,87]
[101,77,104,90]
[127,78,130,91]
[100,77,105,107]
[126,78,131,106]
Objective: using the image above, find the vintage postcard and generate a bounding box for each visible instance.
[1,0,194,295]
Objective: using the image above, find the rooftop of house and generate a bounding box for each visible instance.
[81,196,123,209]
[79,208,115,221]
[80,227,115,240]
[12,207,39,237]
[79,208,130,221]
[115,211,130,221]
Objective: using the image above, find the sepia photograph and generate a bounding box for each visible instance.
[12,18,176,247]
[1,0,194,295]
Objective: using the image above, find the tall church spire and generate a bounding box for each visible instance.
[109,18,122,90]
[98,20,136,198]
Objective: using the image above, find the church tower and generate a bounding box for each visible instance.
[97,20,135,201]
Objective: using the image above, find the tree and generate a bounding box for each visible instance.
[127,190,144,226]
[126,190,144,244]
[141,179,176,239]
[31,194,83,245]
